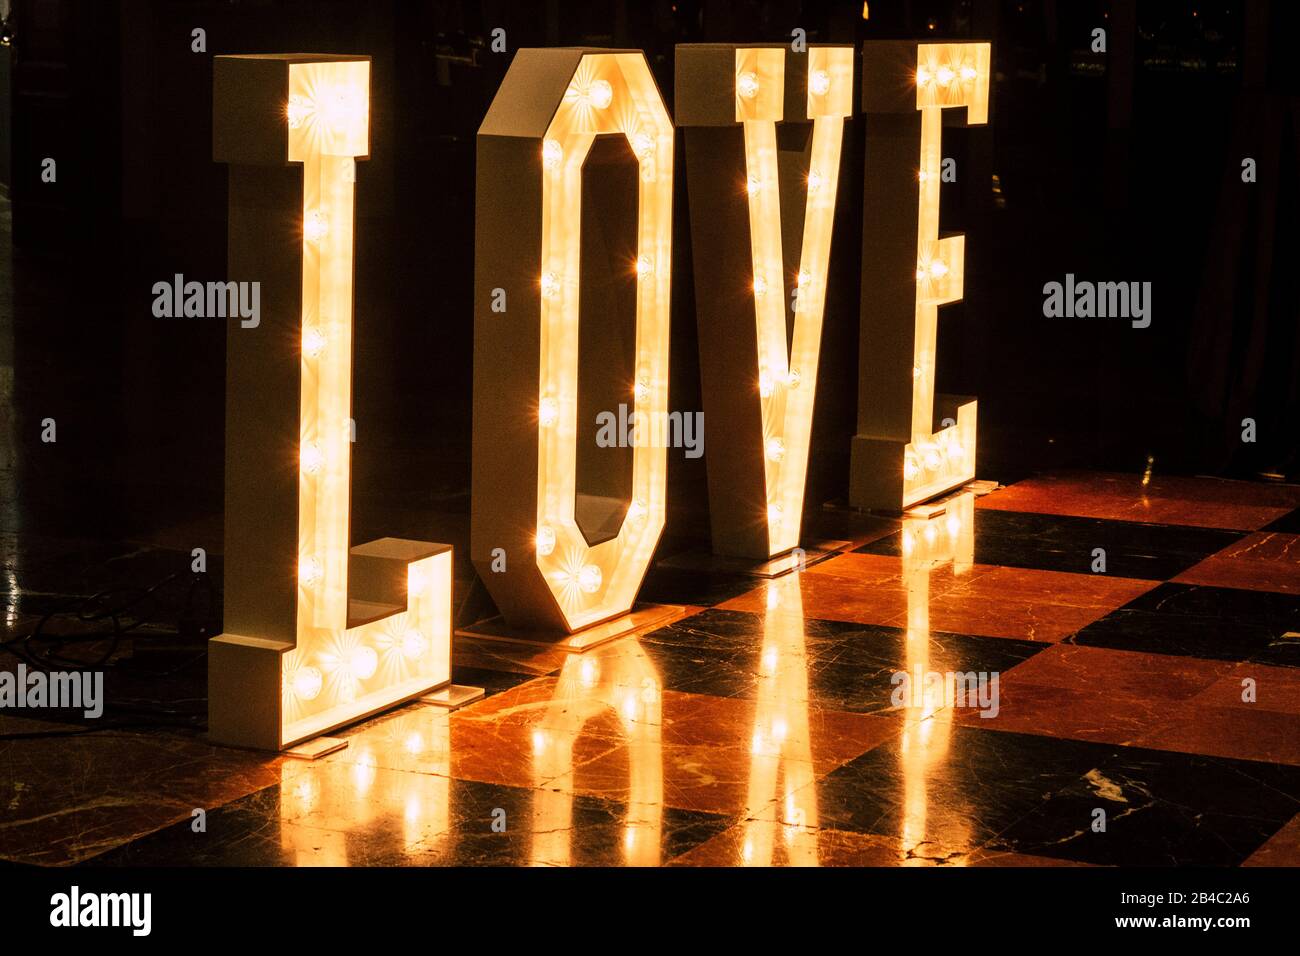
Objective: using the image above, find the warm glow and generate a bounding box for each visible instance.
[533,53,673,631]
[902,43,989,508]
[736,46,853,555]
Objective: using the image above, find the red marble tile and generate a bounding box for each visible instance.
[1190,662,1300,715]
[997,644,1235,701]
[1134,705,1300,766]
[977,471,1300,530]
[1174,532,1300,595]
[1243,813,1300,866]
[723,552,1153,643]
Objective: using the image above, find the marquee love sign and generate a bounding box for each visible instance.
[849,41,989,511]
[209,43,990,750]
[208,55,460,751]
[677,44,853,560]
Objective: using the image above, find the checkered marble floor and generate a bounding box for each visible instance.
[3,471,1300,867]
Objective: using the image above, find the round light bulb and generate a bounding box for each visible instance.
[810,69,831,95]
[636,255,654,278]
[930,260,949,279]
[916,66,931,86]
[634,379,649,402]
[960,65,978,82]
[937,65,955,86]
[797,268,812,288]
[786,368,801,389]
[904,456,920,480]
[349,645,378,680]
[291,665,323,701]
[753,274,768,298]
[759,368,774,398]
[287,94,312,130]
[632,131,655,158]
[542,139,563,169]
[807,169,823,194]
[301,441,324,475]
[767,503,784,525]
[304,327,327,358]
[766,437,786,462]
[628,498,648,522]
[737,71,760,99]
[578,564,602,593]
[538,397,558,428]
[540,271,561,299]
[589,79,613,109]
[535,525,556,556]
[401,629,427,660]
[747,174,763,195]
[299,555,322,586]
[304,210,329,243]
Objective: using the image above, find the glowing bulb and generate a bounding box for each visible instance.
[758,368,774,398]
[929,260,949,279]
[948,440,965,461]
[924,447,942,470]
[318,86,363,131]
[904,455,920,481]
[636,254,654,278]
[937,65,955,86]
[542,138,563,169]
[913,365,922,379]
[810,69,831,96]
[304,210,328,243]
[916,66,931,86]
[634,379,649,402]
[737,71,760,99]
[401,629,427,659]
[918,169,930,183]
[540,271,561,299]
[632,131,655,158]
[628,498,648,522]
[960,65,978,82]
[589,80,613,109]
[797,268,812,288]
[786,368,801,389]
[348,645,378,680]
[538,396,559,428]
[766,437,786,462]
[747,174,763,195]
[299,555,322,586]
[535,525,556,556]
[807,168,823,194]
[578,564,602,594]
[753,274,768,298]
[286,94,311,129]
[301,441,324,475]
[291,665,322,701]
[767,502,783,525]
[303,326,327,358]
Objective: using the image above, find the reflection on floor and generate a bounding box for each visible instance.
[3,472,1300,866]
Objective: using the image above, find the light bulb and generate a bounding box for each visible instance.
[303,326,327,358]
[538,397,558,428]
[904,455,920,481]
[913,364,922,379]
[318,86,363,131]
[937,65,955,86]
[632,131,655,159]
[766,437,786,462]
[960,65,978,82]
[348,645,378,680]
[807,168,823,194]
[636,254,654,278]
[299,555,322,586]
[535,525,556,556]
[918,169,930,183]
[634,378,649,402]
[542,138,563,169]
[810,69,831,96]
[737,71,760,99]
[578,564,602,593]
[589,79,613,109]
[747,174,763,195]
[916,66,931,86]
[786,368,801,389]
[401,629,427,659]
[540,271,561,299]
[759,368,774,398]
[301,441,324,475]
[929,260,949,279]
[304,210,328,243]
[924,448,942,470]
[797,268,812,288]
[767,503,784,525]
[291,665,322,701]
[753,274,768,298]
[628,498,648,522]
[286,94,312,130]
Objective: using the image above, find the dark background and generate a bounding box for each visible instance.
[2,0,1297,560]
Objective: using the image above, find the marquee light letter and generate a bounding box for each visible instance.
[677,44,853,558]
[209,55,456,750]
[850,42,990,511]
[472,50,673,633]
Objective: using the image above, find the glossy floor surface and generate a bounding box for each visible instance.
[2,472,1300,867]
